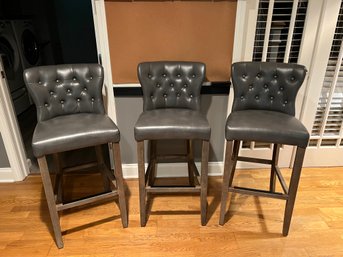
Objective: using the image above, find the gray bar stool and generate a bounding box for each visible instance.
[23,64,128,248]
[134,61,211,226]
[219,62,309,236]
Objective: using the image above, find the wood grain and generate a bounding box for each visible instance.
[0,167,343,256]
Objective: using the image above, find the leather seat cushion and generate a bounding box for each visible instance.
[225,110,309,148]
[134,109,211,141]
[32,113,120,157]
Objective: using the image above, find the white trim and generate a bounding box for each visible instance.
[0,61,29,181]
[284,0,299,63]
[0,167,15,182]
[262,0,275,62]
[122,162,224,179]
[91,0,117,123]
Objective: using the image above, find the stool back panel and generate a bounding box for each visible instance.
[24,64,105,121]
[231,62,306,116]
[138,61,205,111]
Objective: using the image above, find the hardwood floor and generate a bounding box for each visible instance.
[0,167,343,256]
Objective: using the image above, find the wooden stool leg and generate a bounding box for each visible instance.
[219,140,234,225]
[137,141,147,227]
[96,145,112,192]
[270,144,280,192]
[187,140,195,186]
[52,153,63,204]
[112,143,128,228]
[37,156,63,249]
[148,140,157,186]
[200,140,209,226]
[283,146,306,236]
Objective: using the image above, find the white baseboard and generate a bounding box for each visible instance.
[122,161,224,179]
[0,167,14,182]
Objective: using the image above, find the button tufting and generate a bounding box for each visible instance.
[163,94,167,98]
[274,74,278,79]
[44,103,48,107]
[280,87,284,91]
[291,76,295,81]
[150,95,154,99]
[256,73,261,78]
[177,93,181,97]
[89,76,93,80]
[284,100,288,104]
[67,89,71,93]
[49,91,54,95]
[240,95,244,100]
[91,98,95,102]
[264,84,268,89]
[77,98,81,102]
[192,74,196,78]
[156,83,160,88]
[162,74,166,77]
[270,96,274,100]
[73,77,77,81]
[249,85,253,90]
[38,81,42,85]
[177,74,181,78]
[184,84,188,88]
[242,74,246,78]
[84,87,87,91]
[190,94,193,98]
[56,79,59,83]
[148,74,152,78]
[60,100,64,104]
[255,95,259,100]
[170,83,174,87]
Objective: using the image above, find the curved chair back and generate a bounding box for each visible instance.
[23,64,105,122]
[231,62,307,116]
[137,61,206,111]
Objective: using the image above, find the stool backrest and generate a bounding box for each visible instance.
[23,64,105,121]
[231,62,307,116]
[138,61,205,111]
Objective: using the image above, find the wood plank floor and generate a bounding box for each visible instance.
[0,167,343,257]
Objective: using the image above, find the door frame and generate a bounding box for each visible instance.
[0,0,116,181]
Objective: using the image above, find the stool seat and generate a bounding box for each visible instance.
[225,110,309,148]
[32,113,120,157]
[134,108,211,141]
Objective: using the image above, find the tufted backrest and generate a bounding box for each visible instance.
[137,61,206,111]
[23,64,105,121]
[231,62,307,116]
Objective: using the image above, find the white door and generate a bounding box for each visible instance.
[233,0,322,168]
[301,0,343,166]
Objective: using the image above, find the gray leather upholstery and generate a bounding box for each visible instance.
[135,109,211,141]
[24,64,105,122]
[226,110,309,148]
[135,61,210,141]
[137,61,205,111]
[32,113,120,157]
[226,62,309,147]
[24,64,120,157]
[231,62,307,116]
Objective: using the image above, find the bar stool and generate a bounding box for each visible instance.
[219,62,309,236]
[23,64,128,248]
[134,61,211,226]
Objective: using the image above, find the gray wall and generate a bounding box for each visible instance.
[115,95,228,164]
[0,133,10,168]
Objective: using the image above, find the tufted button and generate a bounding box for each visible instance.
[91,98,95,102]
[148,74,152,79]
[240,95,244,100]
[89,76,93,80]
[44,103,48,107]
[255,95,259,100]
[67,89,71,93]
[284,100,288,104]
[256,73,261,78]
[270,96,274,100]
[84,87,87,91]
[192,74,196,78]
[177,74,181,78]
[38,81,42,85]
[291,76,295,81]
[150,95,154,99]
[60,100,64,104]
[77,98,81,102]
[170,83,174,87]
[56,79,59,83]
[249,85,253,90]
[49,91,54,95]
[163,94,167,98]
[274,74,278,79]
[264,84,268,89]
[190,94,193,98]
[73,77,77,81]
[184,84,188,88]
[242,74,246,78]
[162,73,166,77]
[177,93,181,97]
[156,83,160,88]
[280,86,284,91]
